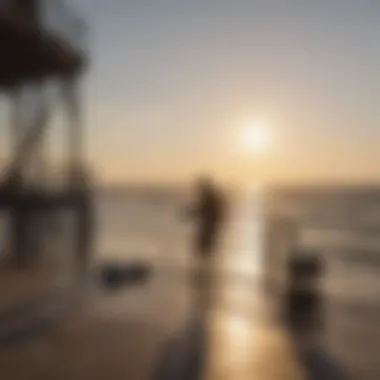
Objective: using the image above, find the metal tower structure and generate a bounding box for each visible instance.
[0,0,92,271]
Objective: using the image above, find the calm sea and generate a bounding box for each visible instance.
[94,187,380,299]
[95,190,191,265]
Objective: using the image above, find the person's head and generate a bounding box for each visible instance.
[195,175,215,196]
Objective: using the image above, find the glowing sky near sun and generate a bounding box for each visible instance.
[5,0,377,185]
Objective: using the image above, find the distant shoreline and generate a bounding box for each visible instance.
[267,182,380,198]
[96,185,187,198]
[98,182,380,194]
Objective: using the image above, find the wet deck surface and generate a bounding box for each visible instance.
[0,263,308,380]
[0,258,368,380]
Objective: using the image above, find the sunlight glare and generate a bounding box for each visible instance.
[239,119,270,154]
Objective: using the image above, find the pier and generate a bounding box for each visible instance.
[0,0,91,272]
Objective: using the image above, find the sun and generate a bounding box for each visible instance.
[239,119,270,154]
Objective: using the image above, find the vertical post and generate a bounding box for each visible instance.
[30,83,48,188]
[62,75,93,278]
[8,83,50,187]
[9,88,22,161]
[7,83,51,268]
[29,84,47,262]
[63,76,83,184]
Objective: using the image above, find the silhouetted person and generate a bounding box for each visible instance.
[186,177,225,268]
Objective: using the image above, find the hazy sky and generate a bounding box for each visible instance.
[72,0,380,184]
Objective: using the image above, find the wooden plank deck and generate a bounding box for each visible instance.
[0,262,308,380]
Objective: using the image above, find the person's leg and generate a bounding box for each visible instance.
[192,233,215,306]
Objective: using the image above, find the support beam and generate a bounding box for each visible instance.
[62,76,84,184]
[4,86,50,186]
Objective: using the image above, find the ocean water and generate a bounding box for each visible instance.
[0,187,379,298]
[95,191,192,266]
[265,186,380,377]
[90,188,380,313]
[266,188,380,300]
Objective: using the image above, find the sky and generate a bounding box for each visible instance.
[68,0,380,185]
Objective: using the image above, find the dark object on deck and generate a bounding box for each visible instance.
[100,262,152,290]
[286,253,324,328]
[288,253,322,277]
[288,290,321,323]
